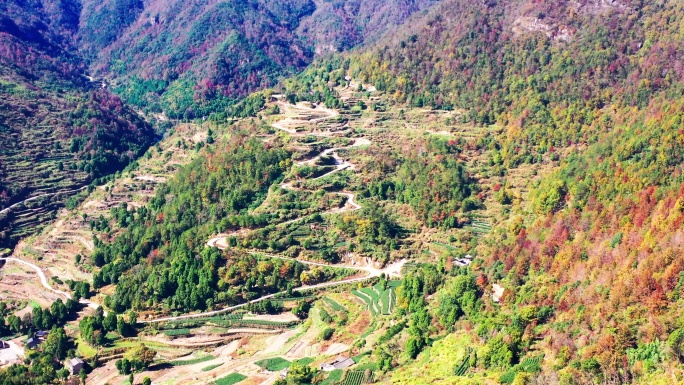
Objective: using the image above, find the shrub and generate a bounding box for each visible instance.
[320,327,334,341]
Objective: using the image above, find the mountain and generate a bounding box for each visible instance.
[79,0,437,119]
[5,0,684,384]
[336,0,684,382]
[82,0,684,383]
[0,0,155,247]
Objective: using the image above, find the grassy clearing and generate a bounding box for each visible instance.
[76,336,97,358]
[169,354,215,366]
[214,372,247,385]
[163,328,191,336]
[294,357,314,366]
[324,297,347,312]
[202,363,224,372]
[254,357,291,371]
[320,369,343,385]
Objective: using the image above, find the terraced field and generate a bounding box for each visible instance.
[324,297,347,313]
[6,123,210,297]
[339,370,374,385]
[352,282,398,316]
[0,88,155,248]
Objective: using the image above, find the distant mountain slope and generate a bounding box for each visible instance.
[79,0,438,119]
[298,0,441,54]
[0,0,441,247]
[0,0,155,248]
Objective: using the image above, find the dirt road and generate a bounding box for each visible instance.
[142,258,405,324]
[0,257,101,311]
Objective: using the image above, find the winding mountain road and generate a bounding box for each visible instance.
[208,101,369,244]
[0,257,101,311]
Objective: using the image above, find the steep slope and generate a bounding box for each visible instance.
[330,0,684,382]
[0,0,155,248]
[79,0,438,119]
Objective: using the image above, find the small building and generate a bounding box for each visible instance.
[492,284,505,303]
[453,254,473,267]
[280,368,289,378]
[67,357,85,375]
[35,330,48,338]
[453,258,471,267]
[26,338,40,349]
[320,356,355,372]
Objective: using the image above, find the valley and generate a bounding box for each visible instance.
[3,1,684,384]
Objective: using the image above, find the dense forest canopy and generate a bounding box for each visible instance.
[320,0,684,382]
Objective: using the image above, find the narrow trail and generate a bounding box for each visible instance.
[142,258,406,324]
[0,257,72,299]
[0,186,88,216]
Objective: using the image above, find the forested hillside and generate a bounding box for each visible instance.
[6,0,684,384]
[92,131,296,313]
[0,0,155,247]
[325,0,684,383]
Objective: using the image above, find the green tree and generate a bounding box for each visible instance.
[668,328,684,362]
[42,327,68,360]
[116,358,131,375]
[319,327,334,341]
[7,315,20,333]
[286,362,315,384]
[103,312,118,333]
[127,344,156,371]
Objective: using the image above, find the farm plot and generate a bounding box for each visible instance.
[229,319,299,329]
[339,370,374,385]
[464,220,491,237]
[352,289,378,316]
[214,372,247,385]
[353,282,398,316]
[323,297,347,313]
[454,347,473,376]
[169,353,215,366]
[159,313,244,330]
[255,357,291,371]
[163,328,191,337]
